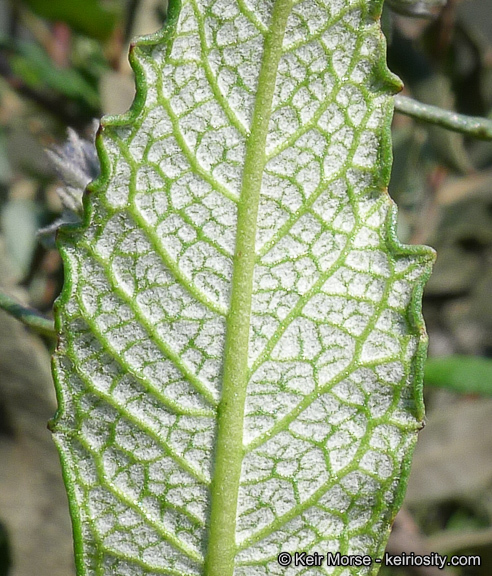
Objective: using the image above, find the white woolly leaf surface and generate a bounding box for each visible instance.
[52,1,434,575]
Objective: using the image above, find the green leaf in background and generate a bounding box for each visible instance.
[425,356,492,396]
[8,42,100,112]
[52,1,434,575]
[21,0,121,41]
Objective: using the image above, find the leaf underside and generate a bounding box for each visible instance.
[52,1,434,576]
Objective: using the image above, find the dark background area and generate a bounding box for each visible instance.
[0,1,491,575]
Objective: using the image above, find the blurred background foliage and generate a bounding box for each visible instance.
[0,0,491,575]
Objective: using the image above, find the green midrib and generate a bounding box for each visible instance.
[203,2,293,576]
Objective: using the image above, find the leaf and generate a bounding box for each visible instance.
[5,41,101,111]
[21,0,121,41]
[425,356,492,396]
[52,1,434,575]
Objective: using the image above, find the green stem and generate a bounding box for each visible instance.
[0,289,56,338]
[395,95,492,140]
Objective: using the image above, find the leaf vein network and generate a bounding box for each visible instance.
[79,244,220,407]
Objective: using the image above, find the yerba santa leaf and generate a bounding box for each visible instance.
[52,1,434,575]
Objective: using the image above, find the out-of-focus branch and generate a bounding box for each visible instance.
[0,290,55,338]
[395,95,492,141]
